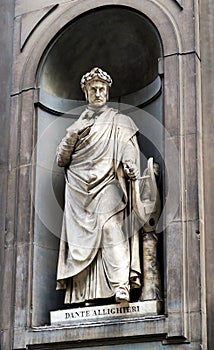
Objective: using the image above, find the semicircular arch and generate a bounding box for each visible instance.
[18,0,182,92]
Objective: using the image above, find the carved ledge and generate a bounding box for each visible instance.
[50,301,163,326]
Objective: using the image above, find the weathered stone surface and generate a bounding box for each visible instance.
[184,134,198,220]
[16,165,32,244]
[0,0,209,349]
[21,5,58,50]
[19,90,36,166]
[14,244,30,329]
[17,316,167,348]
[200,0,214,347]
[51,301,162,325]
[32,245,64,326]
[15,0,68,16]
[163,135,185,231]
[182,54,199,136]
[164,55,180,137]
[8,96,20,168]
[0,247,15,331]
[4,168,17,248]
[189,311,201,343]
[0,168,8,249]
[59,343,201,350]
[163,53,200,136]
[172,0,183,9]
[0,0,15,349]
[165,221,183,312]
[186,221,200,312]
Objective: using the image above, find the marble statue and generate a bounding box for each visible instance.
[56,67,161,306]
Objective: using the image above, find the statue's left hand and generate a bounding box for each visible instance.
[123,161,140,180]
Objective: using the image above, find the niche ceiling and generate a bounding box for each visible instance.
[40,6,162,100]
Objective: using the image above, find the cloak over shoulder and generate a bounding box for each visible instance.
[57,107,140,289]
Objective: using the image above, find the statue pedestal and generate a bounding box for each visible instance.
[50,300,162,326]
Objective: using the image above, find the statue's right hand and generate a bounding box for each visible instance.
[66,119,93,139]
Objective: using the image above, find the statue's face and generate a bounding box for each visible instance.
[85,80,108,107]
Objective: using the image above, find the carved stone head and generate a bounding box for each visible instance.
[81,67,113,107]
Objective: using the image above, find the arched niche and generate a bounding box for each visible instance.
[39,6,162,100]
[33,5,163,326]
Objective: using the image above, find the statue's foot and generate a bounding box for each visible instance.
[115,289,129,303]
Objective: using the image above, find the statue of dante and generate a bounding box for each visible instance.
[56,67,143,305]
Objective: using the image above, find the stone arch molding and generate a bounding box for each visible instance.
[17,0,182,93]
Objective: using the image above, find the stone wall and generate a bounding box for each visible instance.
[0,0,15,348]
[0,0,213,349]
[200,0,214,348]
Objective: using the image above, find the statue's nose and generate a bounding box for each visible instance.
[96,89,100,97]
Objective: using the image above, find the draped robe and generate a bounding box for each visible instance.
[56,107,141,304]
